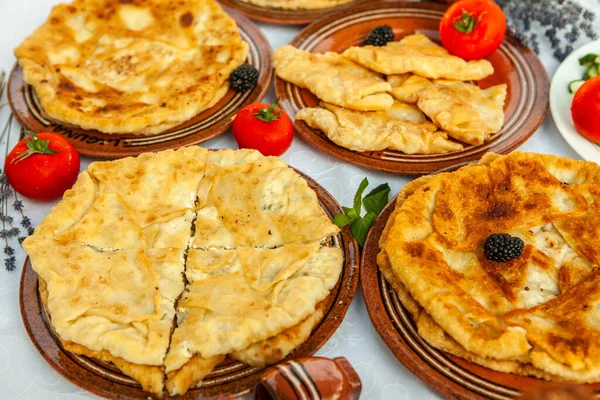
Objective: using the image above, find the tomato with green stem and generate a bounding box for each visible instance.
[232,99,294,156]
[439,0,506,61]
[5,132,80,200]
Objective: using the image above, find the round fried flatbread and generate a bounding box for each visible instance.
[380,152,600,382]
[14,0,248,134]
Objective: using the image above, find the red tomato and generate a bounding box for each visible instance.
[232,100,293,156]
[439,0,506,61]
[5,132,80,200]
[571,76,600,143]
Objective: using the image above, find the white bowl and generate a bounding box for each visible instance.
[550,39,600,162]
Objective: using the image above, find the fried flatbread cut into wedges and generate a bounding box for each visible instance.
[230,303,326,368]
[237,0,353,9]
[24,147,344,396]
[164,244,342,394]
[14,0,248,134]
[274,45,393,111]
[343,33,494,80]
[191,155,339,248]
[417,82,507,145]
[34,147,206,250]
[296,101,463,154]
[87,147,208,227]
[24,238,184,370]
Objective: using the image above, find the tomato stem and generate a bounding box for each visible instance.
[453,9,485,34]
[253,98,281,123]
[11,131,60,164]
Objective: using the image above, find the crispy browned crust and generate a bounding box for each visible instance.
[14,0,247,134]
[379,152,600,382]
[166,354,225,396]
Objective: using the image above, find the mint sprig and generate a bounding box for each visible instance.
[333,178,390,247]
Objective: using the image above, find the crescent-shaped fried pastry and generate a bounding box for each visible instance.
[388,74,460,104]
[343,33,494,80]
[274,45,393,111]
[417,82,507,145]
[296,101,463,154]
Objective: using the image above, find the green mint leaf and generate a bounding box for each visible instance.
[579,53,598,66]
[342,205,359,220]
[333,213,354,227]
[363,183,391,214]
[350,212,377,247]
[353,178,369,216]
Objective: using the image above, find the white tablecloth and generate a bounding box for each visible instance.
[0,1,598,398]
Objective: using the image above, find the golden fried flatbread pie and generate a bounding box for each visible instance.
[23,147,343,396]
[34,147,207,250]
[237,0,352,9]
[342,33,494,80]
[274,45,393,111]
[191,154,339,248]
[24,239,186,393]
[296,101,463,154]
[14,0,248,134]
[379,152,600,382]
[230,303,326,368]
[164,244,342,394]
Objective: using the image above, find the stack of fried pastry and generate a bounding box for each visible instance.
[274,33,507,154]
[23,147,343,396]
[14,0,248,135]
[238,0,353,10]
[379,152,600,382]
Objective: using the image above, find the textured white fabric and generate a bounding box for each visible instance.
[0,0,598,398]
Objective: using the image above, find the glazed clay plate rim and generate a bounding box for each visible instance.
[550,39,600,163]
[274,1,550,175]
[360,187,600,399]
[19,167,359,400]
[217,0,370,25]
[8,7,273,160]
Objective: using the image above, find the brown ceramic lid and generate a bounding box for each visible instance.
[255,356,361,400]
[274,1,550,175]
[8,8,273,159]
[19,169,359,399]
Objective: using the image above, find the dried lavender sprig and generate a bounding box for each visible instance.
[495,0,598,61]
[0,114,13,268]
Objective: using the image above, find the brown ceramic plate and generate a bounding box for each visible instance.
[274,1,550,175]
[19,169,359,400]
[361,190,600,400]
[8,8,272,159]
[216,0,368,25]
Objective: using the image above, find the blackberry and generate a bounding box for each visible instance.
[229,64,259,92]
[484,234,524,262]
[364,25,394,47]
